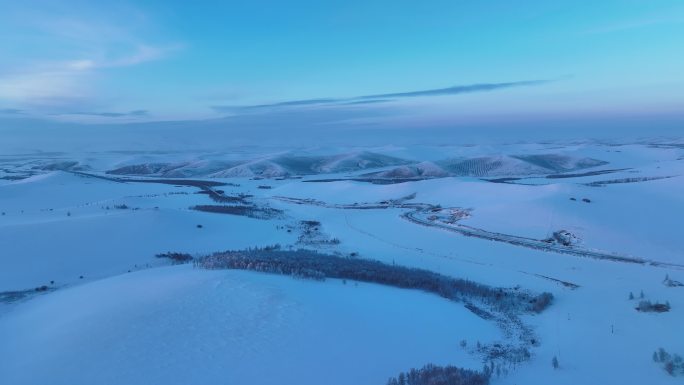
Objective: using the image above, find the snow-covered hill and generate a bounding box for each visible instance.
[364,154,608,179]
[106,151,410,178]
[0,265,498,385]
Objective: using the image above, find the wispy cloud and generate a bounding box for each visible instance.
[57,109,149,118]
[360,79,550,99]
[0,48,178,111]
[341,99,393,106]
[64,44,181,71]
[0,6,180,116]
[0,64,93,108]
[212,79,553,114]
[211,98,339,113]
[0,108,24,115]
[582,15,684,35]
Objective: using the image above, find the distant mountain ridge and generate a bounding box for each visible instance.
[104,151,608,179]
[106,151,410,178]
[362,154,608,179]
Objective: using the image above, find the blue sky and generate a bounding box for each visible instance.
[0,0,683,129]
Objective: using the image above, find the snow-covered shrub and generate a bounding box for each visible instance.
[542,230,579,246]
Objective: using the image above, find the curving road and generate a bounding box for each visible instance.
[275,196,684,269]
[403,210,651,265]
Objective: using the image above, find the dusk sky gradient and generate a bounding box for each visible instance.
[1,0,683,133]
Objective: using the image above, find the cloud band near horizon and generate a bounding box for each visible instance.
[211,79,553,113]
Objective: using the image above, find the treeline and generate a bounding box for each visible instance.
[196,190,252,204]
[156,252,193,264]
[386,364,489,385]
[195,247,553,314]
[585,176,673,187]
[1,286,55,304]
[191,205,283,219]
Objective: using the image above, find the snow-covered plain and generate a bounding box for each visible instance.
[1,141,683,384]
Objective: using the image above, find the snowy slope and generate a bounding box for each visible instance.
[0,171,296,291]
[0,265,499,385]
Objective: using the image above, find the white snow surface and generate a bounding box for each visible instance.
[0,265,498,385]
[1,141,683,385]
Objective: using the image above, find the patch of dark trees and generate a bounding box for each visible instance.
[386,364,490,385]
[663,275,684,287]
[195,247,553,314]
[568,197,592,203]
[195,191,253,204]
[653,348,684,376]
[585,176,674,187]
[304,178,432,185]
[0,285,54,303]
[190,204,283,219]
[484,177,523,184]
[478,343,532,363]
[0,290,32,303]
[297,220,341,246]
[115,177,227,188]
[636,300,671,313]
[546,168,629,179]
[0,175,30,181]
[156,252,193,264]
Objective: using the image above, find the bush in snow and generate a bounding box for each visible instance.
[545,230,579,246]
